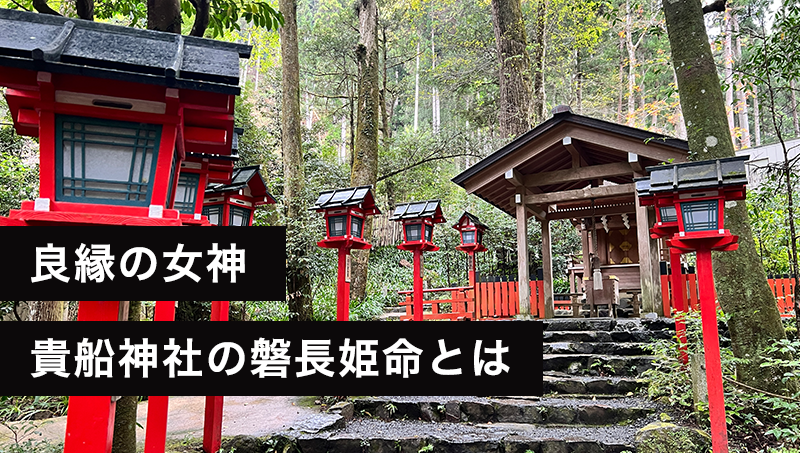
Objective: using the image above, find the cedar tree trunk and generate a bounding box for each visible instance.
[147,0,181,33]
[111,396,138,453]
[281,0,313,321]
[663,0,792,395]
[33,301,63,321]
[349,0,380,303]
[490,0,533,137]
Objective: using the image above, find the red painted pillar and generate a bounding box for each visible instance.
[670,250,689,366]
[696,247,729,453]
[63,396,116,453]
[203,396,224,453]
[467,251,476,316]
[337,246,351,321]
[467,251,476,289]
[77,301,121,321]
[144,396,169,453]
[205,306,227,452]
[210,301,230,321]
[154,301,176,321]
[413,248,423,321]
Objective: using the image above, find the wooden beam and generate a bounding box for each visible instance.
[516,201,532,318]
[541,219,555,319]
[547,204,636,220]
[569,127,688,164]
[563,136,581,168]
[524,183,636,205]
[523,161,634,187]
[505,168,524,186]
[635,191,662,316]
[628,152,643,172]
[508,194,547,220]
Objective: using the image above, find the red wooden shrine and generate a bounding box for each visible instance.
[390,200,446,321]
[637,155,749,453]
[0,8,256,453]
[311,186,380,320]
[175,127,243,225]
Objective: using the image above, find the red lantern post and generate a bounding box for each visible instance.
[637,156,749,453]
[0,9,256,453]
[390,200,446,321]
[312,186,380,321]
[453,211,489,291]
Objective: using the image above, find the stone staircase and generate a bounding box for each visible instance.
[283,318,678,453]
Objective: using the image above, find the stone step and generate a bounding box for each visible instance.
[543,342,648,356]
[543,318,675,333]
[543,329,673,343]
[542,372,646,395]
[293,418,644,453]
[352,396,654,426]
[543,354,656,376]
[542,374,647,395]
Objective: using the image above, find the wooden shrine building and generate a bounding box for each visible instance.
[452,106,689,318]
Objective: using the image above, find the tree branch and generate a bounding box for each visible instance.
[723,375,800,402]
[378,151,482,182]
[703,0,726,15]
[32,0,61,16]
[76,0,94,20]
[189,0,210,37]
[7,0,30,11]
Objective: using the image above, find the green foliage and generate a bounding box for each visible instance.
[1,0,283,38]
[748,172,800,275]
[0,123,38,217]
[0,396,67,453]
[642,312,800,452]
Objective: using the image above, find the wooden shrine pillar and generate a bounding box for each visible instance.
[203,302,229,452]
[154,301,177,321]
[77,301,121,321]
[203,396,224,453]
[63,396,117,453]
[515,195,532,317]
[541,219,555,318]
[635,185,663,315]
[144,396,169,453]
[581,222,594,309]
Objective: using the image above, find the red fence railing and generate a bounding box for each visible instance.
[660,269,796,318]
[399,273,797,320]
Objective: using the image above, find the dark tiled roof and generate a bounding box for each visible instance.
[636,156,749,197]
[206,165,274,202]
[390,200,445,222]
[453,211,489,230]
[311,186,380,214]
[0,8,250,94]
[452,109,688,187]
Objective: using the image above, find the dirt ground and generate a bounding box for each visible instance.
[0,396,320,449]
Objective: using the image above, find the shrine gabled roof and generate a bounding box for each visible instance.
[206,165,275,203]
[453,211,489,231]
[311,186,380,215]
[0,8,250,95]
[636,156,749,197]
[451,107,690,218]
[390,200,445,223]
